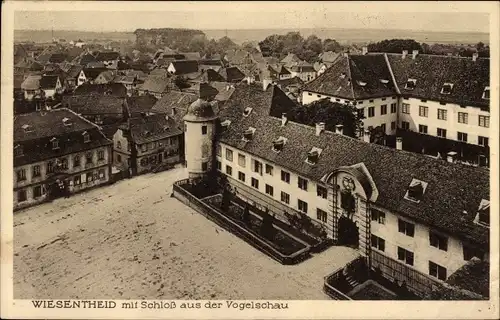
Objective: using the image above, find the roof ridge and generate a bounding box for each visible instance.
[345,55,356,99]
[384,53,401,95]
[63,107,112,142]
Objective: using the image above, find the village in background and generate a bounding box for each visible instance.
[12,26,490,301]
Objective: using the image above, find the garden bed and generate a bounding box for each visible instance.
[180,179,220,199]
[349,280,398,300]
[203,194,307,256]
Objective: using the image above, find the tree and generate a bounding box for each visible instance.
[242,203,251,226]
[476,41,485,51]
[367,39,423,54]
[260,208,276,240]
[323,38,342,52]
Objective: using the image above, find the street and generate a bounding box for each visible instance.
[14,167,359,299]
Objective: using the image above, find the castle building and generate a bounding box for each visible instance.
[182,83,490,297]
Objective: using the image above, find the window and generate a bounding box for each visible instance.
[86,152,93,164]
[419,106,428,117]
[34,185,42,198]
[14,145,23,157]
[440,102,447,106]
[368,107,375,118]
[317,208,327,223]
[61,158,68,169]
[397,247,414,266]
[281,170,290,183]
[117,141,122,149]
[405,79,416,90]
[280,191,290,204]
[458,112,468,124]
[441,83,453,94]
[265,164,273,175]
[380,123,386,133]
[429,231,448,251]
[225,148,233,161]
[251,178,259,189]
[73,175,81,185]
[117,154,121,163]
[201,125,207,135]
[47,161,54,173]
[83,132,90,143]
[398,219,415,237]
[437,109,447,120]
[371,235,385,252]
[298,199,308,213]
[478,136,489,147]
[401,103,410,114]
[216,144,221,157]
[479,116,490,128]
[482,87,490,100]
[238,171,245,182]
[201,144,209,158]
[390,103,397,113]
[201,162,208,171]
[369,99,374,103]
[213,160,220,170]
[371,209,385,224]
[17,169,26,182]
[33,165,41,177]
[317,185,328,199]
[265,184,274,196]
[457,132,468,142]
[98,150,104,161]
[391,121,396,130]
[52,139,59,150]
[98,169,105,180]
[17,189,27,202]
[437,128,447,138]
[225,165,232,176]
[381,104,387,115]
[419,125,428,134]
[463,245,485,261]
[298,177,308,191]
[401,121,410,130]
[141,144,147,152]
[238,154,246,167]
[253,159,263,175]
[429,261,447,281]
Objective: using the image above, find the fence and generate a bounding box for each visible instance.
[172,180,311,265]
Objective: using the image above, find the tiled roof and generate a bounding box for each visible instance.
[66,65,83,78]
[281,53,301,66]
[210,81,236,102]
[48,53,67,63]
[21,75,42,90]
[277,76,304,87]
[95,51,120,62]
[97,70,116,82]
[169,60,199,75]
[126,94,158,115]
[289,61,315,73]
[319,51,341,63]
[218,83,490,246]
[140,75,173,94]
[303,54,396,99]
[387,53,489,110]
[184,82,219,100]
[195,69,226,82]
[445,258,489,298]
[122,113,183,145]
[81,67,108,80]
[39,75,59,89]
[277,65,291,75]
[13,108,112,167]
[62,95,126,115]
[218,66,245,82]
[178,52,201,61]
[14,74,25,89]
[73,83,127,97]
[224,49,253,65]
[151,91,197,123]
[79,53,96,66]
[199,59,223,66]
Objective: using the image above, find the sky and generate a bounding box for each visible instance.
[13,2,490,33]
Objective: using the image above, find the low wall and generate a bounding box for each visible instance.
[172,181,311,265]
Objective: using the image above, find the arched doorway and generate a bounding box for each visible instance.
[338,215,359,248]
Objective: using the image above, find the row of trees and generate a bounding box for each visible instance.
[368,39,490,57]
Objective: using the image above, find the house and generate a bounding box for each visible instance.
[39,75,63,99]
[151,90,198,124]
[218,66,246,83]
[280,53,301,67]
[94,70,117,84]
[199,59,224,72]
[224,49,254,66]
[275,65,292,80]
[113,74,143,96]
[288,60,316,82]
[138,74,174,99]
[64,65,83,91]
[276,76,304,95]
[95,51,121,69]
[319,51,341,65]
[13,108,112,210]
[184,82,490,298]
[77,68,108,86]
[167,60,199,75]
[178,52,201,61]
[125,94,158,118]
[113,113,183,176]
[314,62,329,77]
[73,83,127,98]
[78,53,97,66]
[21,75,43,101]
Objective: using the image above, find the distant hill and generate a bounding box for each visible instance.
[14,30,135,43]
[133,28,206,49]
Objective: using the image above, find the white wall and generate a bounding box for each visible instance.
[185,120,215,178]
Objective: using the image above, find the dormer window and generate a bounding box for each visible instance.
[242,127,256,142]
[380,79,389,84]
[441,83,454,95]
[83,131,90,143]
[404,178,428,203]
[482,87,490,100]
[221,120,231,127]
[14,144,23,157]
[405,79,417,90]
[163,126,170,131]
[305,147,323,165]
[62,117,72,126]
[357,80,367,87]
[272,136,287,153]
[243,107,253,117]
[340,72,346,79]
[51,137,59,150]
[22,124,33,133]
[474,199,490,227]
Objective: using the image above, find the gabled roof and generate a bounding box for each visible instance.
[95,51,120,62]
[97,70,116,82]
[48,53,67,63]
[120,113,183,145]
[178,52,201,61]
[319,51,341,63]
[73,83,127,97]
[289,60,315,73]
[280,53,301,66]
[39,75,59,89]
[140,75,173,94]
[81,67,109,80]
[218,83,490,246]
[151,91,198,123]
[210,81,236,102]
[126,94,158,115]
[79,53,97,66]
[218,66,245,82]
[66,65,83,78]
[277,76,304,87]
[199,59,223,66]
[169,60,199,75]
[21,75,42,90]
[224,49,252,65]
[62,94,125,115]
[185,82,219,100]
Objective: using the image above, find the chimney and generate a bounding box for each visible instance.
[335,124,344,135]
[363,129,370,143]
[362,46,368,55]
[472,52,479,62]
[315,122,325,136]
[447,151,457,163]
[281,113,288,126]
[402,50,408,59]
[412,50,419,59]
[396,137,403,150]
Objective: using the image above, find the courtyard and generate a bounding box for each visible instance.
[14,167,359,300]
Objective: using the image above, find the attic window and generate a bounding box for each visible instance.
[243,107,253,117]
[404,178,428,203]
[62,117,72,126]
[14,144,23,157]
[51,137,60,150]
[441,83,454,95]
[272,136,287,153]
[357,80,367,87]
[144,130,151,136]
[482,87,490,100]
[405,79,417,90]
[474,199,490,227]
[340,72,346,79]
[22,124,33,133]
[380,79,389,84]
[221,119,231,128]
[305,147,323,165]
[83,131,90,143]
[163,126,170,131]
[242,127,256,142]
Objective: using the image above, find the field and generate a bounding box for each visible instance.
[14,167,359,299]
